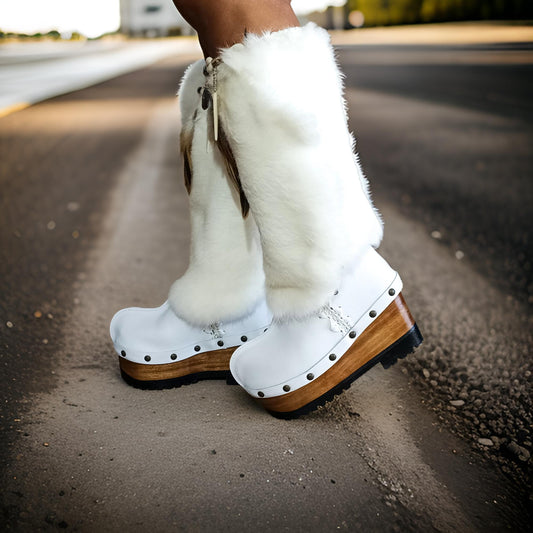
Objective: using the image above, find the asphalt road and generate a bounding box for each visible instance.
[1,43,532,531]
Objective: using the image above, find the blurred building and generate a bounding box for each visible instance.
[295,1,350,30]
[304,5,349,30]
[120,0,193,37]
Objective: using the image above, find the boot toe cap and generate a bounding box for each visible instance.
[109,302,177,355]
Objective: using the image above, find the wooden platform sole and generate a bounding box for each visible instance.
[119,346,236,390]
[258,293,422,418]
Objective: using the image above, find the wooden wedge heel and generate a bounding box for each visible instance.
[119,346,236,390]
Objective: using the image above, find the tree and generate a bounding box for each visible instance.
[347,0,533,26]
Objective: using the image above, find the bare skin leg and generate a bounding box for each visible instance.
[172,0,299,58]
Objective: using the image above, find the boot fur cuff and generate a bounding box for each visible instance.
[169,60,266,327]
[217,23,383,319]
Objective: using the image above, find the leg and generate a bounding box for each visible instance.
[111,4,423,407]
[110,2,299,387]
[190,22,423,415]
[110,61,271,388]
[171,0,299,57]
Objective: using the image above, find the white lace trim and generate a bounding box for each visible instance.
[318,305,352,334]
[203,322,225,339]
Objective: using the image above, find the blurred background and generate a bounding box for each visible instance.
[1,1,532,531]
[0,0,532,39]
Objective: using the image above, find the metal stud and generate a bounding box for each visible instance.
[217,340,224,347]
[349,331,356,339]
[194,345,201,352]
[144,355,151,362]
[170,354,177,361]
[307,373,314,381]
[389,288,396,296]
[120,350,126,357]
[329,354,337,361]
[369,310,377,318]
[283,385,291,392]
[241,335,248,343]
[258,391,265,398]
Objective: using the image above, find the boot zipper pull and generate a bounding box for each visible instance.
[205,57,220,142]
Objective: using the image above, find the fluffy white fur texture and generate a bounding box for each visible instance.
[218,23,383,319]
[168,61,265,326]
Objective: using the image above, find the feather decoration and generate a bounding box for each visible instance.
[216,120,250,218]
[180,126,193,194]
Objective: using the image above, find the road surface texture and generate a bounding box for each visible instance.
[1,28,532,532]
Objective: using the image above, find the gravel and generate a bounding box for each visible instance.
[403,331,532,488]
[506,441,531,463]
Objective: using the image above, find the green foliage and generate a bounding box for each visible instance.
[46,30,61,39]
[347,0,533,26]
[0,28,88,40]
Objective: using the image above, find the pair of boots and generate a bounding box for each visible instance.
[110,24,422,418]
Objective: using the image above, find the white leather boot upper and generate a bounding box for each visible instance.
[111,299,271,366]
[230,248,402,397]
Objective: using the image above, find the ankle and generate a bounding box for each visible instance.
[197,0,299,58]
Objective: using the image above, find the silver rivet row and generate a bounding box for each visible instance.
[170,326,247,360]
[132,329,252,365]
[248,277,402,399]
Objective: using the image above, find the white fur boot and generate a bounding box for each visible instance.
[207,24,422,416]
[110,61,271,389]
